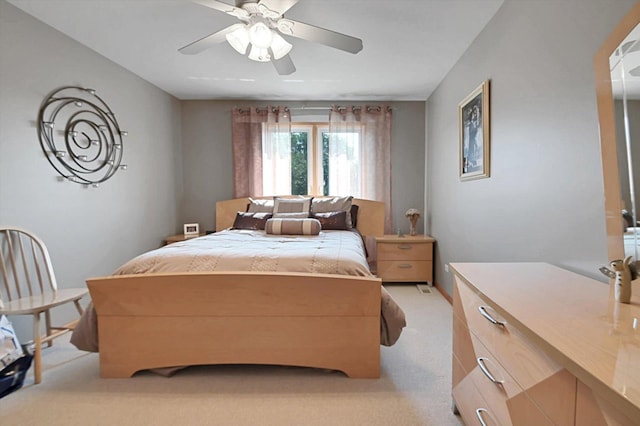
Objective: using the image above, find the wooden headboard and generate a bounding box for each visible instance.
[215,197,385,237]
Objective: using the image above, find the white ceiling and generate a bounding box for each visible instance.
[7,0,505,101]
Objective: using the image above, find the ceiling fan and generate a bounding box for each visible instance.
[178,0,363,75]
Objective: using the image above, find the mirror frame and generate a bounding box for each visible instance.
[594,2,640,267]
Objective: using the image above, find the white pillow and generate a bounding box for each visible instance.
[311,196,354,227]
[247,197,274,213]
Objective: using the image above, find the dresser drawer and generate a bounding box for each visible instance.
[377,242,432,261]
[454,365,551,426]
[453,371,500,426]
[454,276,575,425]
[456,277,562,386]
[376,260,432,281]
[468,333,554,426]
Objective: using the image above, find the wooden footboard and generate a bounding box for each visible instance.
[87,272,381,379]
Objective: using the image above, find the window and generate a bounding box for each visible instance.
[262,123,363,197]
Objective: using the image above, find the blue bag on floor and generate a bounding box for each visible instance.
[0,350,34,399]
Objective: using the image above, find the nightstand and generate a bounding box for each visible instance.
[375,235,435,283]
[164,233,205,245]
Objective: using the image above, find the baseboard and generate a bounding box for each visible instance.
[434,281,453,305]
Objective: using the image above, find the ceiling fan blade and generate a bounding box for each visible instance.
[258,0,299,15]
[192,0,249,19]
[179,23,244,54]
[271,53,296,75]
[620,39,640,55]
[277,19,363,54]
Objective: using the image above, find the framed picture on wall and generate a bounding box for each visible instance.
[459,79,490,181]
[183,223,199,236]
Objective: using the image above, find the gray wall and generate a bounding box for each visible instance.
[427,0,637,296]
[180,100,426,234]
[0,1,183,335]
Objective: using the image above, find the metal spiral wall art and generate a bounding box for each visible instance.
[38,86,128,187]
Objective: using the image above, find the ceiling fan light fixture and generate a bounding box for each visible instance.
[270,32,292,60]
[248,45,271,62]
[226,26,250,54]
[277,19,294,36]
[248,22,273,49]
[257,4,280,19]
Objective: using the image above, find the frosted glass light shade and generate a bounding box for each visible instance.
[228,24,292,62]
[248,22,273,48]
[226,26,250,54]
[270,32,292,60]
[248,45,271,62]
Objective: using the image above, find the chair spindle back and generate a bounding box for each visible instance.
[0,228,58,309]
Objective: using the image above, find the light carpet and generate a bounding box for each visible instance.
[0,285,463,426]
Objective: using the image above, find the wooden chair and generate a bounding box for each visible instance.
[0,227,88,384]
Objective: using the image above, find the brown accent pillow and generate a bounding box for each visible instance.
[313,211,348,230]
[350,204,359,228]
[232,212,272,230]
[265,218,321,235]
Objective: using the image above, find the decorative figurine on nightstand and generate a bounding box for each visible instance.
[405,208,421,236]
[599,256,637,304]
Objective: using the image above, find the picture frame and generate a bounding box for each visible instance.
[459,79,490,181]
[183,223,199,236]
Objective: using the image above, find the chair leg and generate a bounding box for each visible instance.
[45,310,53,348]
[74,299,85,315]
[33,313,42,384]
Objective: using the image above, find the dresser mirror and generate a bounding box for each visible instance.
[613,23,640,264]
[595,3,640,268]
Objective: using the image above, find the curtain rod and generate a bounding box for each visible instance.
[235,105,392,113]
[292,105,393,112]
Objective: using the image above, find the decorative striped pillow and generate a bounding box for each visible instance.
[265,218,321,235]
[273,197,312,218]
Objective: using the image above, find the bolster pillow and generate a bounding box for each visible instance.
[265,218,321,235]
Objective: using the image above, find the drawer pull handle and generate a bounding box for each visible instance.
[477,357,504,385]
[475,408,495,426]
[398,264,413,269]
[397,244,413,250]
[478,306,505,327]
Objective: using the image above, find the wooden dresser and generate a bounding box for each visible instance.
[375,235,434,283]
[450,262,639,425]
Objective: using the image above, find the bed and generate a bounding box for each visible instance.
[71,197,406,379]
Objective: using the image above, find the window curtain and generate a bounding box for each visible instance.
[232,106,291,197]
[329,105,392,233]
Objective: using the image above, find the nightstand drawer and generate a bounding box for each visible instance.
[377,242,432,261]
[377,260,432,281]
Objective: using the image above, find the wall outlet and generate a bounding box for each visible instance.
[444,264,450,273]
